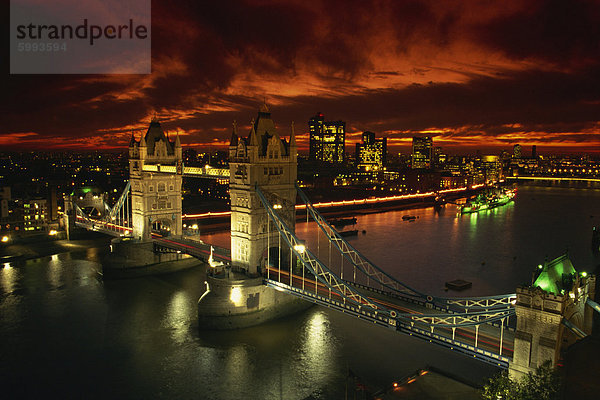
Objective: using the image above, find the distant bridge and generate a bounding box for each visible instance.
[507,176,600,183]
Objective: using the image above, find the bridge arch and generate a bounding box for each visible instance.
[151,218,173,236]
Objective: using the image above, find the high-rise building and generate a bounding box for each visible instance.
[531,145,537,158]
[411,136,433,169]
[355,131,387,171]
[433,146,447,169]
[308,113,345,164]
[513,144,522,158]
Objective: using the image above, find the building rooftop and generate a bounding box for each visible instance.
[144,120,175,156]
[533,253,577,295]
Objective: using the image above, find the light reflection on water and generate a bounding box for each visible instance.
[165,291,191,344]
[1,263,18,294]
[300,310,335,383]
[2,184,600,398]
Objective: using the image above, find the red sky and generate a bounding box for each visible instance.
[3,0,600,154]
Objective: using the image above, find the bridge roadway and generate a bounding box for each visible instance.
[265,266,514,368]
[152,235,231,263]
[74,217,130,237]
[74,213,232,263]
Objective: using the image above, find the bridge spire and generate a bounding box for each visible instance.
[290,121,296,147]
[260,97,269,113]
[248,118,258,146]
[230,120,239,146]
[175,131,181,148]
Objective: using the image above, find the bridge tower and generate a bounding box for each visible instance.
[228,104,297,275]
[129,117,183,240]
[509,254,596,378]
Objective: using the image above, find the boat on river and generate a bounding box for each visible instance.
[460,187,516,214]
[330,217,357,227]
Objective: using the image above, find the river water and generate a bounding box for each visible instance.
[2,184,599,399]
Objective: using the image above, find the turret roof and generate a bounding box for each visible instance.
[144,120,174,156]
[533,253,577,295]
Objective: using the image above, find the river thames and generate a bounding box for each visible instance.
[2,183,599,398]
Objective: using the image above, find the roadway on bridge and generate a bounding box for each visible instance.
[266,266,514,359]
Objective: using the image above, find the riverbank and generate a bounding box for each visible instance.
[0,230,112,261]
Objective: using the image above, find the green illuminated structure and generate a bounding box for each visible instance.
[533,254,577,295]
[509,253,595,379]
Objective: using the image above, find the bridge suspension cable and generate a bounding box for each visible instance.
[296,183,516,311]
[256,185,386,314]
[73,181,132,237]
[107,181,131,222]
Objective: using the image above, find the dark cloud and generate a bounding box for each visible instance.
[475,0,600,67]
[3,0,600,152]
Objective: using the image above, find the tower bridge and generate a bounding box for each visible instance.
[68,106,598,374]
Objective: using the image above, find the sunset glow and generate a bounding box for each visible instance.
[5,0,600,154]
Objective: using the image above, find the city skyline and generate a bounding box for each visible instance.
[4,0,600,154]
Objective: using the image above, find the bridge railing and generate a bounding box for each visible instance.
[152,236,231,263]
[183,166,230,178]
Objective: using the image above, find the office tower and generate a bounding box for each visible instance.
[412,136,433,169]
[356,131,387,171]
[513,144,522,158]
[308,113,345,164]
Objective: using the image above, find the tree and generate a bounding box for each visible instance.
[481,370,516,400]
[481,361,561,400]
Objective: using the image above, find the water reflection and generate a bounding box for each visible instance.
[1,263,18,294]
[298,310,335,385]
[47,254,62,289]
[223,345,251,397]
[165,291,192,344]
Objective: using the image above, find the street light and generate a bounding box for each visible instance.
[293,244,305,254]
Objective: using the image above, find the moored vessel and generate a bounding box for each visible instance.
[460,187,516,215]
